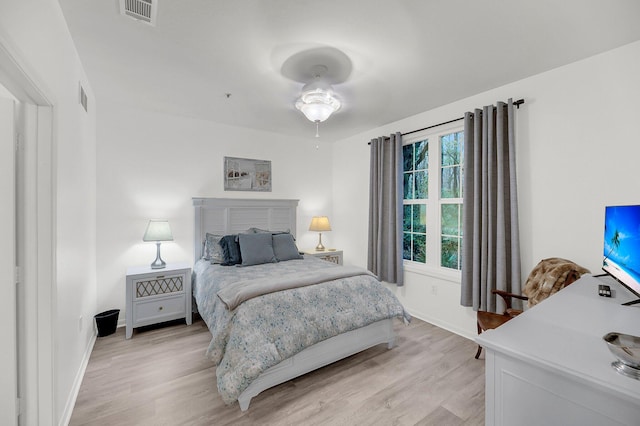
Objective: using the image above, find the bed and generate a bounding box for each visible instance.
[192,197,410,411]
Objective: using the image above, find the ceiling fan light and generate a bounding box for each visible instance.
[296,101,336,122]
[295,83,341,123]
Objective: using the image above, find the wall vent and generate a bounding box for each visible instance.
[79,84,88,112]
[119,0,157,26]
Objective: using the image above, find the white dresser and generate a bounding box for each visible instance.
[125,262,192,339]
[477,274,640,425]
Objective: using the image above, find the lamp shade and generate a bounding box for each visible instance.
[309,216,331,232]
[142,220,173,242]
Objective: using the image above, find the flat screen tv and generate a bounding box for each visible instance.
[603,204,640,305]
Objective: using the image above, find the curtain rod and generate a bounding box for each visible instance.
[368,98,525,143]
[402,98,524,137]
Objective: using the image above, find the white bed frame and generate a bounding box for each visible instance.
[192,197,396,411]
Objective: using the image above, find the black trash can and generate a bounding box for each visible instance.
[94,309,119,337]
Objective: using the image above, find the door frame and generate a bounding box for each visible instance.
[0,33,56,425]
[0,83,17,426]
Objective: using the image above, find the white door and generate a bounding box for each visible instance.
[0,97,18,424]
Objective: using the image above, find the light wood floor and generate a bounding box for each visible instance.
[70,317,485,425]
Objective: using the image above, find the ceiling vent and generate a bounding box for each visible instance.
[119,0,157,26]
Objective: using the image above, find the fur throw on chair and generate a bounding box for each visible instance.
[523,257,590,307]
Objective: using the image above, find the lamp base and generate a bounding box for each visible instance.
[150,260,166,269]
[150,242,167,269]
[315,233,326,251]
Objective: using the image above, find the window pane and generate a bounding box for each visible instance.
[412,204,427,234]
[413,204,426,233]
[403,205,411,232]
[415,140,428,170]
[413,234,426,263]
[403,173,414,200]
[415,170,428,199]
[441,165,461,198]
[441,133,461,166]
[441,204,460,236]
[403,232,412,260]
[403,144,413,172]
[441,236,460,269]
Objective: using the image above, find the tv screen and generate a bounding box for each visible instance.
[603,204,640,302]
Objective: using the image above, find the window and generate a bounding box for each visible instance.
[402,127,464,271]
[440,131,463,270]
[403,140,427,263]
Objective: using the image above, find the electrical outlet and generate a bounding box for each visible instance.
[431,285,438,296]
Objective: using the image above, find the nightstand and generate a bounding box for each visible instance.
[125,262,192,339]
[303,249,343,265]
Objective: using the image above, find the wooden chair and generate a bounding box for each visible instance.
[474,290,528,359]
[474,257,590,359]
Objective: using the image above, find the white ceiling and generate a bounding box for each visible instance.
[58,0,640,142]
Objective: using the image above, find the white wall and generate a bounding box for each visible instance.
[0,0,97,423]
[332,40,640,339]
[96,100,334,318]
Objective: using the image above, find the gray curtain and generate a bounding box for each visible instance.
[368,132,404,286]
[460,99,521,312]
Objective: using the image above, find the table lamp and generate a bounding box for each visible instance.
[309,216,331,251]
[143,220,173,269]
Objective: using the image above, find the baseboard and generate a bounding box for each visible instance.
[58,330,96,426]
[407,308,477,341]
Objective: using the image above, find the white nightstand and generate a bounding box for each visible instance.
[125,262,192,339]
[303,249,343,265]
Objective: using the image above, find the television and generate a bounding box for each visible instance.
[603,204,640,305]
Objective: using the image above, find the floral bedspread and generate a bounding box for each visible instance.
[192,256,410,404]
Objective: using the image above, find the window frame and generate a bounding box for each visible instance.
[402,121,463,282]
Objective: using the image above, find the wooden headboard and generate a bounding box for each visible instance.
[192,198,299,260]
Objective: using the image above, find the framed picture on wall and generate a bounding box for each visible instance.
[224,156,272,192]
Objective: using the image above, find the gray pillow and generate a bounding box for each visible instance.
[203,233,224,264]
[273,233,303,261]
[220,234,242,266]
[247,227,271,234]
[238,233,277,266]
[247,227,291,235]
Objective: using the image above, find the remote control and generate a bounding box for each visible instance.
[598,284,611,297]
